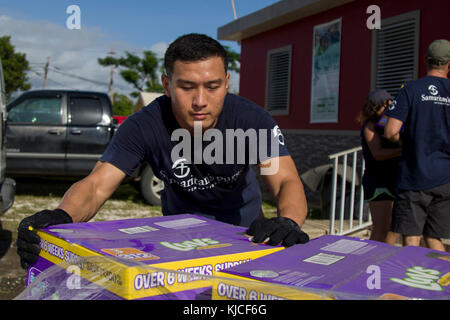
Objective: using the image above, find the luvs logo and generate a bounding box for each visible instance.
[160,238,220,252]
[390,266,443,291]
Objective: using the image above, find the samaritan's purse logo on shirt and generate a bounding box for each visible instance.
[172,158,190,178]
[421,85,450,106]
[169,121,282,171]
[388,100,397,111]
[159,157,244,192]
[272,125,285,146]
[428,85,438,96]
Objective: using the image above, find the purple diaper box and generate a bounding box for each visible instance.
[22,214,283,300]
[213,235,450,300]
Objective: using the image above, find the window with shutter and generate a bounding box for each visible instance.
[371,10,420,97]
[265,45,292,115]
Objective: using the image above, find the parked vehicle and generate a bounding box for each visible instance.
[0,57,15,215]
[5,90,163,205]
[113,115,128,125]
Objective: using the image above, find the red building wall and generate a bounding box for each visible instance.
[239,0,450,131]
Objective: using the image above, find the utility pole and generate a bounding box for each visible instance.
[231,0,237,20]
[230,0,240,46]
[109,48,115,103]
[42,56,50,89]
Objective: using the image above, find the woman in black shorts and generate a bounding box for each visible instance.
[358,90,402,244]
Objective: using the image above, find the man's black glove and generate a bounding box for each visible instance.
[246,217,309,247]
[17,209,73,269]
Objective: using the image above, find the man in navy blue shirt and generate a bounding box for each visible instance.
[17,34,310,269]
[385,39,450,252]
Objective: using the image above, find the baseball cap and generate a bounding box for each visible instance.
[367,89,392,105]
[427,39,450,65]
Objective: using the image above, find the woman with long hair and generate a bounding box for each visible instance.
[358,90,401,244]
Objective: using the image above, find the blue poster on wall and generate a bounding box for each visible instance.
[310,18,342,123]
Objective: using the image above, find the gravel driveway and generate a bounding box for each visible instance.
[0,177,160,299]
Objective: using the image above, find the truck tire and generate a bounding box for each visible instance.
[139,165,163,206]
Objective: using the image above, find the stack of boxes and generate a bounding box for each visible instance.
[213,235,450,300]
[25,214,284,300]
[25,215,450,300]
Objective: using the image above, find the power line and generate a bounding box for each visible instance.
[49,67,133,91]
[30,61,136,92]
[30,69,42,77]
[28,70,77,89]
[49,67,109,86]
[45,77,78,89]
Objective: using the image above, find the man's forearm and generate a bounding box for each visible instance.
[276,179,308,227]
[57,178,103,223]
[57,162,125,223]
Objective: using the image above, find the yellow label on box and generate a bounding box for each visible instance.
[35,219,284,300]
[212,272,331,300]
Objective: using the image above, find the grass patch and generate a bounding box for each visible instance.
[13,177,147,202]
[8,177,326,223]
[3,177,159,229]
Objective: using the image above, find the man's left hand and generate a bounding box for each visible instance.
[246,217,309,247]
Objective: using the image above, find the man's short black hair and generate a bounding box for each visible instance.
[164,33,228,77]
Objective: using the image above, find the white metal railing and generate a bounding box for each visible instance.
[328,146,372,235]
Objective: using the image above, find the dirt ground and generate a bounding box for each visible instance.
[0,177,280,299]
[1,178,447,300]
[0,177,160,300]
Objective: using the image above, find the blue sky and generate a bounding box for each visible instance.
[0,0,281,95]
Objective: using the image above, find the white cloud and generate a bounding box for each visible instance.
[0,14,240,100]
[0,15,149,99]
[150,42,168,59]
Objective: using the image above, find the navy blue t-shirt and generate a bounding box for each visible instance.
[384,76,450,190]
[100,93,289,227]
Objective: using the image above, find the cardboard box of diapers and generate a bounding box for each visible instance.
[213,235,450,300]
[25,214,284,300]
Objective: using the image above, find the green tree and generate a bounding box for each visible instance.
[112,92,135,116]
[0,36,31,102]
[223,45,240,74]
[223,45,240,94]
[98,50,163,98]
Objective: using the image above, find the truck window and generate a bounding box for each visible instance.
[69,97,102,126]
[7,96,63,124]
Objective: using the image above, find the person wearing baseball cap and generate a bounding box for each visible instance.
[426,39,450,67]
[357,89,401,244]
[384,39,450,252]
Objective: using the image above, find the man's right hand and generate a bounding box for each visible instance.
[16,209,73,269]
